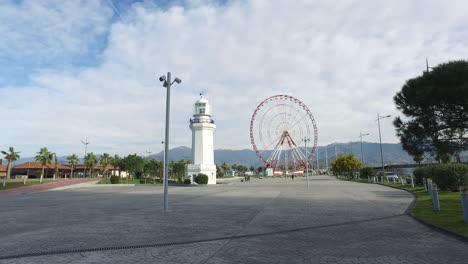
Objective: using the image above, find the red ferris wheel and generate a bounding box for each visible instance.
[250,95,318,175]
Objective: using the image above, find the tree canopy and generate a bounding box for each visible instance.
[394,60,468,162]
[122,154,145,178]
[1,147,20,180]
[331,155,362,175]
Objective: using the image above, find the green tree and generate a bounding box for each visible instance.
[331,154,362,176]
[249,166,255,172]
[35,147,54,183]
[237,165,247,176]
[84,152,98,177]
[99,153,111,179]
[110,154,122,178]
[394,60,468,162]
[1,147,20,181]
[221,162,231,172]
[122,154,145,179]
[360,167,375,178]
[169,159,191,179]
[67,154,80,178]
[216,164,224,178]
[144,158,163,179]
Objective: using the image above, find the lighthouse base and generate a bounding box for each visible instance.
[185,164,217,184]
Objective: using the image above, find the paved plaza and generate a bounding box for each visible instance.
[0,175,467,264]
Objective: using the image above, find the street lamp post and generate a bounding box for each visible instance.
[377,113,391,182]
[161,140,165,184]
[302,138,310,189]
[81,138,90,159]
[359,131,370,164]
[80,138,90,177]
[159,72,182,212]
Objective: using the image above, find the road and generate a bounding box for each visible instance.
[0,176,466,263]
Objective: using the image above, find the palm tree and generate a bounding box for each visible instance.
[110,154,122,178]
[1,147,20,181]
[84,152,98,178]
[67,154,80,179]
[99,153,111,179]
[35,147,53,183]
[53,153,58,181]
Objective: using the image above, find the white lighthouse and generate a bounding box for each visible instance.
[185,95,217,184]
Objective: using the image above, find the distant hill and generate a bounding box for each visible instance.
[148,142,416,168]
[11,142,418,167]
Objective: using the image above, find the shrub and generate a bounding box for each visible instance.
[184,178,191,184]
[195,173,208,184]
[110,176,120,184]
[139,178,149,184]
[177,176,184,184]
[361,167,375,178]
[414,164,468,191]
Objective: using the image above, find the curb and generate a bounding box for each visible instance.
[378,183,468,243]
[49,181,101,190]
[87,184,136,187]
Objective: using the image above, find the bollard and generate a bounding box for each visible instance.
[392,177,396,184]
[411,177,414,188]
[373,177,376,183]
[432,184,440,212]
[2,177,5,187]
[423,178,427,190]
[461,188,468,223]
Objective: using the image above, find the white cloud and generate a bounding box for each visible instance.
[1,0,468,157]
[0,0,112,66]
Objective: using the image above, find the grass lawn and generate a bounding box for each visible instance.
[379,182,468,237]
[0,179,56,191]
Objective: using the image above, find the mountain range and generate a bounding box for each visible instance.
[147,142,416,168]
[9,142,423,168]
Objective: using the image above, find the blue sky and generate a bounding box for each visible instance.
[1,0,468,157]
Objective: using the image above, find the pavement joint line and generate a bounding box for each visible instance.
[0,213,406,261]
[196,190,282,264]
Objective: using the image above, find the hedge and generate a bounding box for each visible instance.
[413,164,468,191]
[195,173,208,184]
[110,176,120,184]
[361,167,375,178]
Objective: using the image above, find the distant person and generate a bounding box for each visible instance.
[291,174,294,180]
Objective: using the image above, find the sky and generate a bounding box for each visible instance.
[1,0,468,157]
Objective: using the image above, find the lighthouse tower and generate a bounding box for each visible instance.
[185,95,217,184]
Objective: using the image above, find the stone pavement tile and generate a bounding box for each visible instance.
[0,176,467,264]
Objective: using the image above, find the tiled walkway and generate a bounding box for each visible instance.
[0,178,97,196]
